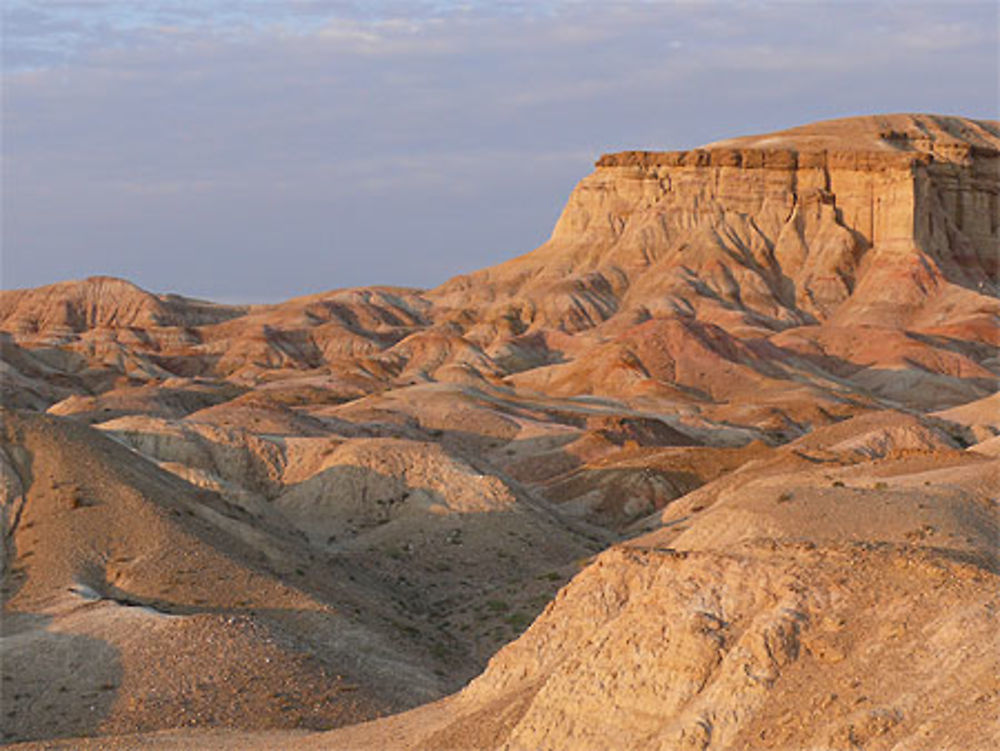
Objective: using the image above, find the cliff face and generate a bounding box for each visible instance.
[432,114,999,332]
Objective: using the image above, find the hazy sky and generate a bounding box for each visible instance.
[3,1,997,302]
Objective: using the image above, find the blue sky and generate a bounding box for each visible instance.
[3,1,997,301]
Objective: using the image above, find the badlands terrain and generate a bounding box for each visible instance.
[1,113,998,749]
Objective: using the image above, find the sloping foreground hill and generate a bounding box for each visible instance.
[0,409,424,740]
[0,409,596,744]
[312,544,997,750]
[16,448,999,750]
[289,428,1000,751]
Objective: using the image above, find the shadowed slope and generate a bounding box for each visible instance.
[0,410,445,742]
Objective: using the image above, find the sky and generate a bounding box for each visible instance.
[3,1,998,302]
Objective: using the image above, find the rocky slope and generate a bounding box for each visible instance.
[2,113,998,749]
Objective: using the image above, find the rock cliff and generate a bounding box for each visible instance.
[432,114,998,332]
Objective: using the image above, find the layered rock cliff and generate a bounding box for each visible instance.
[431,114,999,334]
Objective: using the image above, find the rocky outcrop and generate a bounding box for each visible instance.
[432,114,999,332]
[427,538,998,751]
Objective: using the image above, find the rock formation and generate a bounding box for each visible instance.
[2,114,997,749]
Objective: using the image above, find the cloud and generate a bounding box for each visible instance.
[2,1,997,301]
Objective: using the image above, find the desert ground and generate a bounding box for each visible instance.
[2,113,998,749]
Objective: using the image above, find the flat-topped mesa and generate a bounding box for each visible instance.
[586,132,999,257]
[527,114,998,326]
[427,115,999,340]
